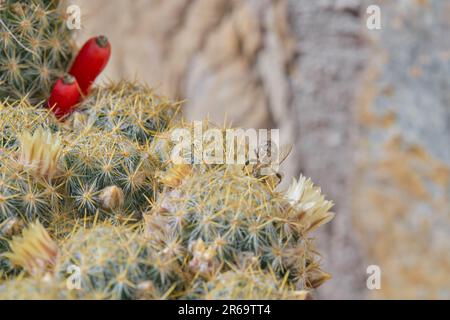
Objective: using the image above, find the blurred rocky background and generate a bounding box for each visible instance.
[72,0,450,299]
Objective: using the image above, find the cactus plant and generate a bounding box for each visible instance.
[1,222,183,299]
[0,99,58,149]
[72,81,181,143]
[0,0,335,298]
[55,223,182,299]
[146,162,334,290]
[0,121,62,225]
[188,266,310,300]
[0,57,334,298]
[0,0,75,103]
[60,128,156,219]
[0,276,72,300]
[0,162,59,224]
[0,90,174,226]
[3,221,59,276]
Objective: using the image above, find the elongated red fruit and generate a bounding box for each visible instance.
[47,74,81,119]
[69,35,111,96]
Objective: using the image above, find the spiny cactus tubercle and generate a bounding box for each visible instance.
[0,82,180,224]
[0,0,75,103]
[146,162,334,290]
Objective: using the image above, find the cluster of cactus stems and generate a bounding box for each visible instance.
[0,92,335,298]
[0,0,335,300]
[0,0,75,103]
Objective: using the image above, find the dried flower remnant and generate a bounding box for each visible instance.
[188,239,218,277]
[99,185,125,210]
[4,221,59,276]
[18,128,62,179]
[158,164,192,188]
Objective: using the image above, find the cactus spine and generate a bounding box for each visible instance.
[0,0,75,103]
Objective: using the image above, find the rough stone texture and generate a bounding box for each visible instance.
[287,0,369,299]
[74,0,450,299]
[353,0,450,299]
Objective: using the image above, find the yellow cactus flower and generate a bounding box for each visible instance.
[18,128,62,179]
[4,221,59,276]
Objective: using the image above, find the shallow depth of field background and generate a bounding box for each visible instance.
[72,0,450,299]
